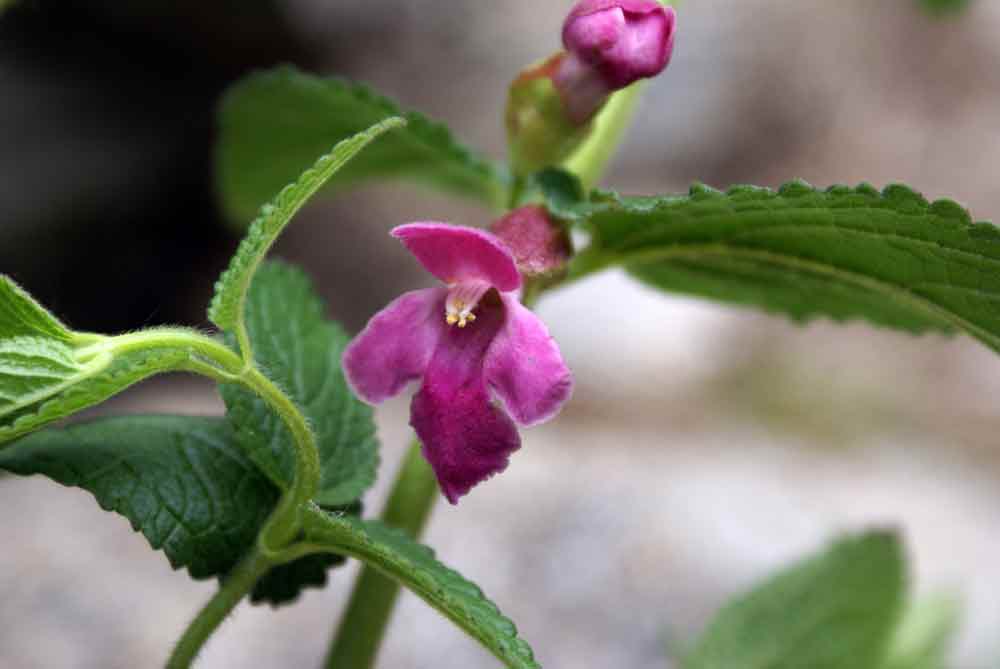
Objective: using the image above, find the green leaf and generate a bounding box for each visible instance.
[208,115,405,332]
[0,335,191,445]
[685,531,906,669]
[1,415,351,605]
[0,275,72,341]
[918,0,971,16]
[250,552,345,606]
[217,66,510,223]
[0,416,278,579]
[881,594,960,669]
[550,180,1000,353]
[300,506,540,669]
[220,261,379,506]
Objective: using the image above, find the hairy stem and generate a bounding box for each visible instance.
[324,441,439,669]
[166,548,272,669]
[103,327,320,547]
[100,328,321,661]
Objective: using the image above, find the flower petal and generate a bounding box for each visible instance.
[410,303,520,503]
[392,223,522,292]
[343,287,447,404]
[485,294,573,426]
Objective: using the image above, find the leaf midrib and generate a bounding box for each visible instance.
[587,243,1000,352]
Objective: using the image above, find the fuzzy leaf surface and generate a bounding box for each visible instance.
[0,416,277,579]
[0,338,190,445]
[0,415,350,603]
[685,531,905,669]
[217,66,509,222]
[549,179,1000,352]
[209,115,404,331]
[0,275,72,341]
[301,507,540,669]
[220,261,379,506]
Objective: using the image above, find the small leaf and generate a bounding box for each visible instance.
[220,261,379,506]
[250,552,345,606]
[301,506,540,669]
[552,181,1000,354]
[685,531,906,669]
[881,593,961,669]
[0,416,277,579]
[217,66,510,222]
[208,116,405,332]
[0,275,72,341]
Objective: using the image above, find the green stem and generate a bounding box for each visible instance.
[166,548,272,669]
[561,82,645,190]
[324,441,439,669]
[95,327,321,663]
[99,327,320,548]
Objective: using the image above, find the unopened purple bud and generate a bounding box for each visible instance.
[489,205,571,277]
[562,0,676,90]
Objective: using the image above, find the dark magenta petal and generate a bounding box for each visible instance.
[485,294,573,426]
[410,302,520,503]
[343,287,447,404]
[392,223,522,292]
[563,0,676,89]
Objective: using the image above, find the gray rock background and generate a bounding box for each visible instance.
[3,0,1000,667]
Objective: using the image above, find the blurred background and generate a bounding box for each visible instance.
[2,0,1000,666]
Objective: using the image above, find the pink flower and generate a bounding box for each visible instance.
[555,0,676,122]
[343,223,573,503]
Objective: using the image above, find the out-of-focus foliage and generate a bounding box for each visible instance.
[217,67,510,224]
[918,0,972,16]
[685,532,905,669]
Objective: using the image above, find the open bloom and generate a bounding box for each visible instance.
[343,223,573,503]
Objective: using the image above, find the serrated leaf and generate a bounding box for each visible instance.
[0,337,190,445]
[208,116,405,332]
[881,594,960,669]
[0,416,278,579]
[685,531,905,669]
[220,261,379,506]
[217,66,510,223]
[549,179,1000,352]
[0,415,350,604]
[0,275,72,341]
[301,506,540,669]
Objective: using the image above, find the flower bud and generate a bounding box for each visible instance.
[562,0,676,90]
[489,205,571,278]
[505,55,593,176]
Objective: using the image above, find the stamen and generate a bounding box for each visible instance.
[444,280,490,328]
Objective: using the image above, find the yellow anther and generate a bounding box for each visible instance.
[446,313,459,325]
